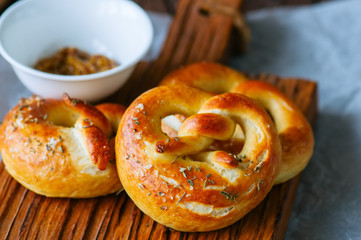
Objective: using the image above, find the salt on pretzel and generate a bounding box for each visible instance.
[0,94,124,198]
[160,62,314,184]
[116,85,281,232]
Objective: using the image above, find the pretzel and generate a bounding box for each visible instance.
[116,85,281,232]
[160,62,314,184]
[0,94,125,198]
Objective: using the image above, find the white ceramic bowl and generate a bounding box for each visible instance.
[0,0,153,102]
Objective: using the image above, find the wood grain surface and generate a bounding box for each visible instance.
[0,77,317,240]
[0,0,317,239]
[0,0,331,15]
[133,0,329,14]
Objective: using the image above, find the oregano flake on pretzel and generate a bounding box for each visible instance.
[0,94,125,198]
[116,85,282,232]
[160,62,314,184]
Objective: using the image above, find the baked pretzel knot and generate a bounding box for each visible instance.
[116,86,281,232]
[161,62,314,184]
[0,94,125,197]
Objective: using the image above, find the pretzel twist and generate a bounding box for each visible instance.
[116,85,281,232]
[0,94,125,197]
[160,62,314,184]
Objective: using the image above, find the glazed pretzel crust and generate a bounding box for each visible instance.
[0,94,125,198]
[160,62,314,184]
[116,85,281,232]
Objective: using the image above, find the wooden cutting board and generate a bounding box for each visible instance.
[0,0,317,239]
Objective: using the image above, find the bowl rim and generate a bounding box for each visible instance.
[0,0,154,82]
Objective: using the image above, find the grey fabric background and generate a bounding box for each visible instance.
[231,1,361,239]
[1,1,360,239]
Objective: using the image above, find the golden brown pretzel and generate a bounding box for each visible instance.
[0,94,125,198]
[160,62,314,184]
[116,85,281,232]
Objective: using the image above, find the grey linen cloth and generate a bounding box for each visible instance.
[231,1,361,239]
[1,1,361,239]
